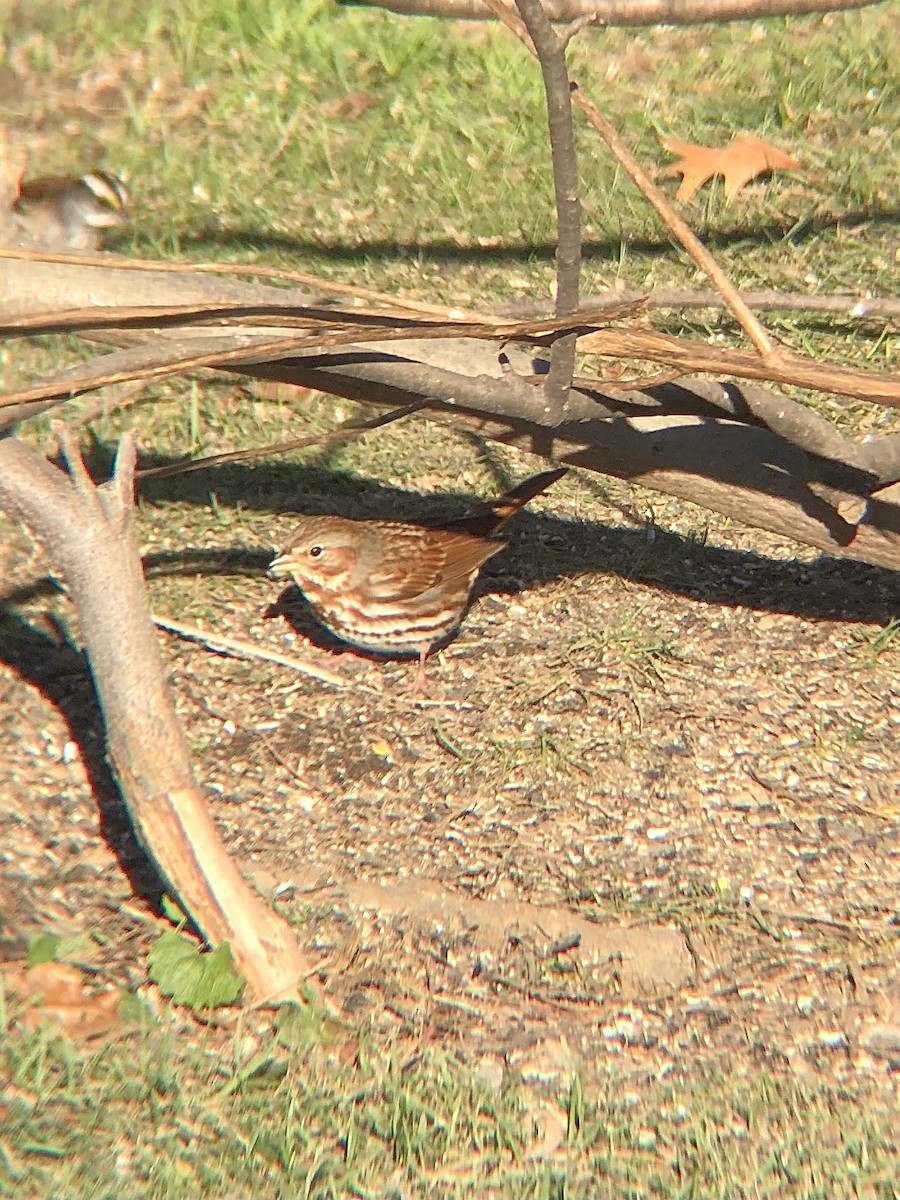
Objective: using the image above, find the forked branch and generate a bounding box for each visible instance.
[0,431,316,1005]
[514,0,582,419]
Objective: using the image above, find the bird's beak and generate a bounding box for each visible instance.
[267,552,290,580]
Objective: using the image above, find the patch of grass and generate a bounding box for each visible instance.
[846,616,900,668]
[567,618,682,685]
[4,1,898,448]
[434,722,593,786]
[569,869,752,932]
[5,2,898,310]
[0,1012,896,1199]
[4,5,900,1197]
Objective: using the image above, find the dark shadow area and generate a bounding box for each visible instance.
[4,460,895,709]
[168,204,900,267]
[0,609,167,914]
[1,457,895,869]
[125,457,900,628]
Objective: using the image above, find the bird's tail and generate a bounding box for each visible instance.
[452,467,568,537]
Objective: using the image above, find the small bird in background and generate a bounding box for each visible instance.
[8,170,130,250]
[269,467,568,690]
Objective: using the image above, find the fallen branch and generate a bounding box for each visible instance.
[153,613,366,691]
[4,310,896,420]
[2,261,899,570]
[347,0,886,23]
[0,429,317,1004]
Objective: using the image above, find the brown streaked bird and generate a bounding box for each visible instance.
[268,467,568,689]
[9,171,130,250]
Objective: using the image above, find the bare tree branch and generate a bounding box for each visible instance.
[3,260,899,570]
[345,0,887,23]
[5,314,896,434]
[6,246,896,322]
[0,431,317,1004]
[513,0,582,420]
[236,354,900,569]
[0,244,491,320]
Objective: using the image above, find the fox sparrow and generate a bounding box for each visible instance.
[268,467,567,688]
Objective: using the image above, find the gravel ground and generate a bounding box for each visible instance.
[2,452,898,1103]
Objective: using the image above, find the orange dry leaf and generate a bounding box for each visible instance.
[1,127,27,209]
[322,91,378,120]
[661,134,802,203]
[3,961,121,1039]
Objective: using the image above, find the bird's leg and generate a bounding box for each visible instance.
[410,648,430,694]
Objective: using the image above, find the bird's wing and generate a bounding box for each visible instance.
[363,528,502,601]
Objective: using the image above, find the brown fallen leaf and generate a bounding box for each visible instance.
[1,128,27,211]
[661,134,802,203]
[3,961,121,1040]
[322,91,378,120]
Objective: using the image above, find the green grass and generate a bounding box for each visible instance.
[3,0,897,442]
[5,0,898,308]
[3,5,900,1197]
[1,1010,897,1199]
[846,616,900,668]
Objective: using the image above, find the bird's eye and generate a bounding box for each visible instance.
[309,545,323,558]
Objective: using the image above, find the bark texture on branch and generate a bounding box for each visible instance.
[0,433,314,1004]
[2,259,898,571]
[514,0,581,418]
[229,351,900,571]
[344,0,884,23]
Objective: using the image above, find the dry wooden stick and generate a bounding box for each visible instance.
[508,287,900,322]
[135,402,425,480]
[0,301,645,411]
[570,89,778,358]
[0,244,489,321]
[514,0,582,419]
[6,245,896,325]
[574,325,900,407]
[152,614,372,691]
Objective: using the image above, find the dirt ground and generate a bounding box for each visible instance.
[1,424,898,1105]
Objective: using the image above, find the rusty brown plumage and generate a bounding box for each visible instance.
[268,468,567,688]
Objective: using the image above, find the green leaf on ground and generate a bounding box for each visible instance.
[148,930,243,1008]
[26,932,60,967]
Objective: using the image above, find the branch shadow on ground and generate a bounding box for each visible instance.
[168,204,900,267]
[0,609,167,915]
[1,451,894,892]
[127,459,900,629]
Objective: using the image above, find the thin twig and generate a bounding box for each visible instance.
[135,402,425,481]
[502,287,900,322]
[152,613,376,691]
[570,88,776,357]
